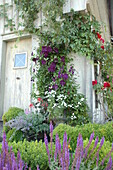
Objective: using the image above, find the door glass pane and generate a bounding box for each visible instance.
[14,53,27,67]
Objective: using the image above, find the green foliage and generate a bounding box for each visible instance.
[5,111,49,141]
[92,42,113,120]
[38,11,100,58]
[53,122,113,152]
[31,43,89,121]
[2,107,23,124]
[2,107,24,142]
[83,139,113,169]
[6,128,23,142]
[69,110,90,126]
[0,140,54,170]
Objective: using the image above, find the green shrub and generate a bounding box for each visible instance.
[53,122,113,152]
[83,139,113,168]
[0,140,54,170]
[2,107,24,124]
[6,128,23,142]
[2,107,24,142]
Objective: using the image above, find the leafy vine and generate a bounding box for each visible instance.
[1,0,111,122]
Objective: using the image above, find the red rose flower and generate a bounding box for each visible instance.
[37,98,43,102]
[101,45,104,50]
[96,32,101,39]
[29,103,34,108]
[100,38,104,44]
[92,80,97,86]
[103,82,111,88]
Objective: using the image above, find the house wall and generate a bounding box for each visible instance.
[0,0,111,121]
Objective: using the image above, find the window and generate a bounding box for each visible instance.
[63,0,87,14]
[14,52,27,68]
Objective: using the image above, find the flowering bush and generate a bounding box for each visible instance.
[44,122,113,170]
[92,31,113,121]
[31,45,89,122]
[0,132,26,170]
[53,122,113,152]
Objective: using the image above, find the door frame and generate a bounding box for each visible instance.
[0,33,31,117]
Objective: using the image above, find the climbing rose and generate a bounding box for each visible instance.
[104,82,111,88]
[37,98,43,102]
[29,103,34,108]
[92,80,97,86]
[96,32,101,39]
[100,38,104,44]
[101,45,104,50]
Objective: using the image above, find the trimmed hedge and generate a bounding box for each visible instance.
[0,140,51,170]
[53,122,113,152]
[2,107,24,142]
[83,139,113,168]
[0,138,112,170]
[2,107,24,125]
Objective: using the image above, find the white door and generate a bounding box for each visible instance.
[3,38,32,113]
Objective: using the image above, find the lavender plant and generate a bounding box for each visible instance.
[5,110,49,141]
[44,122,113,170]
[0,132,26,170]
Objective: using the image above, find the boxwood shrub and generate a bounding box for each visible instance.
[2,107,24,125]
[2,107,24,142]
[83,139,113,168]
[0,137,112,170]
[53,122,113,152]
[4,140,53,170]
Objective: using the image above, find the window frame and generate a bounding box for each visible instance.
[13,52,28,69]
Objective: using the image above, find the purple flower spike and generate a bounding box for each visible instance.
[44,134,51,165]
[105,156,112,170]
[60,80,66,86]
[100,137,105,146]
[50,121,53,133]
[31,52,33,56]
[84,132,94,158]
[37,165,40,170]
[54,134,59,161]
[41,59,46,65]
[76,156,81,170]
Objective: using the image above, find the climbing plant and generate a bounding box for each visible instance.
[1,0,112,122]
